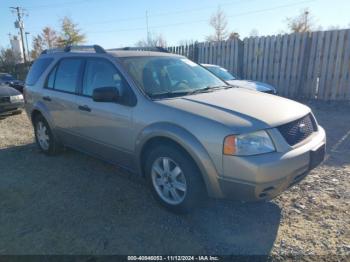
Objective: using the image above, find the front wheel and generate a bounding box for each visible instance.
[145,145,206,213]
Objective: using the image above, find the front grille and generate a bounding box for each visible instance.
[277,114,317,146]
[0,97,10,103]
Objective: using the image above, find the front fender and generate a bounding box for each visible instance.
[135,122,224,198]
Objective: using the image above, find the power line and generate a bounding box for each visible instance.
[81,0,255,26]
[86,0,317,35]
[24,0,92,9]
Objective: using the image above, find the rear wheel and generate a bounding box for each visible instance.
[34,115,62,155]
[145,145,205,213]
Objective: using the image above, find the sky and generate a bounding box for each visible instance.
[1,0,350,50]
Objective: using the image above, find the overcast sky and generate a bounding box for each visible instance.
[1,0,350,49]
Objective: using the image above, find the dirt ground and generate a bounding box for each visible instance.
[0,101,349,259]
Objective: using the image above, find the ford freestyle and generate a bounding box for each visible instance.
[24,45,326,213]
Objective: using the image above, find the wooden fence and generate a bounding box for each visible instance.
[168,29,350,101]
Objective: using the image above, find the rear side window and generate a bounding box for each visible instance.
[48,58,83,93]
[26,58,53,86]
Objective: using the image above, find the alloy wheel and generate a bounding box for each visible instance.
[151,157,187,205]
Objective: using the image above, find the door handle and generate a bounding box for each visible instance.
[78,105,91,112]
[42,96,51,101]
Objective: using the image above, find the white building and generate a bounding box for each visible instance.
[10,35,24,63]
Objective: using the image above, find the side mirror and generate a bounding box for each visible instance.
[92,86,119,102]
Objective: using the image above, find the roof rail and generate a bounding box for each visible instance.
[110,46,169,53]
[41,45,106,55]
[64,45,106,53]
[40,48,65,55]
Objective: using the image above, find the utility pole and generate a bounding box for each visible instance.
[10,6,27,64]
[146,11,150,46]
[25,32,30,62]
[304,10,309,32]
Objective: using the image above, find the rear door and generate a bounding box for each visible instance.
[43,57,84,142]
[74,57,136,167]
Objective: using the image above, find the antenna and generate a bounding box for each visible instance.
[146,10,150,45]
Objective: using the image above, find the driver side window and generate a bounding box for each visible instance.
[83,58,125,97]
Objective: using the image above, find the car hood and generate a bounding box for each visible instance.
[227,80,276,92]
[156,88,310,133]
[0,84,21,97]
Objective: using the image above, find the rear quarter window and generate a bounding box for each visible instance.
[26,58,54,86]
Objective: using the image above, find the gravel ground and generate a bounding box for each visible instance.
[0,101,349,259]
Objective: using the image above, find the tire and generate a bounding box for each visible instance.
[34,114,62,155]
[145,145,206,213]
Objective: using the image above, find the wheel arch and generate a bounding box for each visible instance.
[30,101,55,129]
[136,122,223,198]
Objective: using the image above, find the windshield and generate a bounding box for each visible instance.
[120,56,227,98]
[205,66,237,81]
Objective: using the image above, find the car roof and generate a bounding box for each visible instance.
[39,50,183,59]
[107,50,183,58]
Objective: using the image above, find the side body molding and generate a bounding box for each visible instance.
[135,122,223,198]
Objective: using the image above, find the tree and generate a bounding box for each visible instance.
[57,17,85,47]
[31,35,45,60]
[136,33,167,47]
[249,29,259,37]
[178,39,196,46]
[42,27,58,48]
[227,32,240,40]
[30,27,58,59]
[0,48,18,73]
[206,6,228,41]
[286,9,314,33]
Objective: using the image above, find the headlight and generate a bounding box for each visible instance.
[223,130,275,156]
[10,94,24,102]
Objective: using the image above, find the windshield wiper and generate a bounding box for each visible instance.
[189,85,233,95]
[149,90,192,99]
[149,85,233,99]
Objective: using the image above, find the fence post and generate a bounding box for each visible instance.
[193,42,199,63]
[297,32,312,99]
[237,38,244,78]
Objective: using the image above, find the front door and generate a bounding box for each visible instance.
[74,57,135,168]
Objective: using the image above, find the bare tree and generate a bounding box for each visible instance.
[227,32,240,40]
[0,48,18,73]
[30,35,45,60]
[206,6,228,41]
[42,27,58,48]
[30,27,58,59]
[327,25,340,30]
[57,17,86,47]
[136,33,167,47]
[178,39,196,46]
[286,8,314,33]
[249,29,259,37]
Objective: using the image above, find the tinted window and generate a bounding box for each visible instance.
[26,58,53,86]
[46,66,57,89]
[83,59,126,96]
[54,58,83,93]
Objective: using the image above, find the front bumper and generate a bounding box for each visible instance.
[218,126,326,201]
[0,102,24,117]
